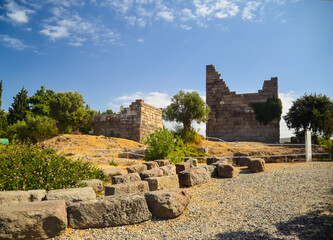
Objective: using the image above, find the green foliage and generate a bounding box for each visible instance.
[167,137,206,164]
[172,126,204,144]
[8,87,29,125]
[144,128,175,161]
[164,90,210,131]
[108,158,119,166]
[284,94,333,138]
[0,111,8,136]
[0,79,3,109]
[5,114,57,143]
[318,138,333,157]
[49,91,95,133]
[252,97,282,125]
[102,109,115,115]
[0,141,106,191]
[28,85,55,116]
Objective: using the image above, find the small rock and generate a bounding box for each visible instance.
[105,181,149,196]
[143,161,159,170]
[126,164,148,174]
[176,162,191,174]
[154,159,170,167]
[80,179,104,192]
[112,173,141,184]
[249,158,265,173]
[217,164,236,178]
[140,168,164,180]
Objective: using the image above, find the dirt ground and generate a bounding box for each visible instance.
[38,134,326,170]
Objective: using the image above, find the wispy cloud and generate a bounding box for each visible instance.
[40,7,119,46]
[0,34,28,50]
[242,1,262,21]
[0,0,35,24]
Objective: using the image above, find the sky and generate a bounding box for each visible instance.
[0,0,332,138]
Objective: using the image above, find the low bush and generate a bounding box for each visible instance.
[318,137,333,158]
[0,141,106,191]
[172,127,203,144]
[144,128,175,161]
[167,137,206,164]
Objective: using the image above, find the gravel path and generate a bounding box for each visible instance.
[55,162,333,240]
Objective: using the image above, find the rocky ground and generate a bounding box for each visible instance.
[39,134,321,169]
[55,162,333,240]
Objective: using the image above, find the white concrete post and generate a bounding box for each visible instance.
[305,129,312,162]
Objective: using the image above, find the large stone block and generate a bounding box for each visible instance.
[67,194,151,229]
[217,164,236,178]
[46,187,96,205]
[126,164,148,173]
[249,158,265,173]
[143,161,159,170]
[159,165,176,176]
[178,167,210,187]
[185,158,198,168]
[0,200,67,239]
[140,168,163,180]
[154,159,170,167]
[103,168,123,181]
[80,179,103,192]
[0,190,46,205]
[234,157,251,166]
[112,172,141,184]
[176,162,190,174]
[105,181,149,196]
[201,165,217,177]
[206,157,228,165]
[145,175,179,191]
[145,189,191,218]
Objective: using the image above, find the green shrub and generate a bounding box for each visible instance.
[172,127,204,144]
[167,137,207,164]
[144,128,175,161]
[0,141,105,191]
[318,138,333,157]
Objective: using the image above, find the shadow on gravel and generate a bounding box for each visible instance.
[215,205,333,240]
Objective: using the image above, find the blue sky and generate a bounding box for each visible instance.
[0,0,332,138]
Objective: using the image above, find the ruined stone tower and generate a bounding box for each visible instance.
[206,65,280,143]
[93,100,163,142]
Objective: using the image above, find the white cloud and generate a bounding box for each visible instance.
[0,0,35,24]
[179,24,192,30]
[137,38,144,43]
[0,34,28,50]
[157,10,174,22]
[115,91,171,109]
[279,91,298,138]
[40,8,119,46]
[242,1,261,21]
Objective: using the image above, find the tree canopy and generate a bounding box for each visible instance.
[284,93,333,138]
[163,90,210,130]
[49,91,95,133]
[28,85,55,116]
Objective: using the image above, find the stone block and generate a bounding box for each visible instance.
[0,200,67,239]
[234,157,251,166]
[145,189,191,218]
[206,157,228,165]
[217,164,236,178]
[140,168,163,180]
[126,164,148,174]
[201,165,217,177]
[67,194,151,229]
[46,187,96,205]
[105,181,149,196]
[80,179,103,192]
[178,167,210,187]
[176,162,191,174]
[103,168,123,181]
[154,159,170,167]
[143,161,159,170]
[249,158,265,173]
[185,158,198,168]
[145,175,179,191]
[159,165,176,176]
[112,173,141,184]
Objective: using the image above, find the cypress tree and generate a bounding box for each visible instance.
[8,87,29,125]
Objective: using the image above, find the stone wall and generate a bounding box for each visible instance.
[93,100,163,142]
[206,65,279,143]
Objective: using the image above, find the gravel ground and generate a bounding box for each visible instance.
[55,162,333,240]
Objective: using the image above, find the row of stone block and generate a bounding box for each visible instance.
[0,187,191,239]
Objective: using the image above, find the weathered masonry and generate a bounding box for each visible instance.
[93,100,163,142]
[206,65,280,143]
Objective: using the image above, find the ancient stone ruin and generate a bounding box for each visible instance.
[93,99,163,142]
[206,65,280,143]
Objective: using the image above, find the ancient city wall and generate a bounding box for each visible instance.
[93,100,163,142]
[206,65,280,143]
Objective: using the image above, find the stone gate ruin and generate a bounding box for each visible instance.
[93,100,163,142]
[206,65,280,143]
